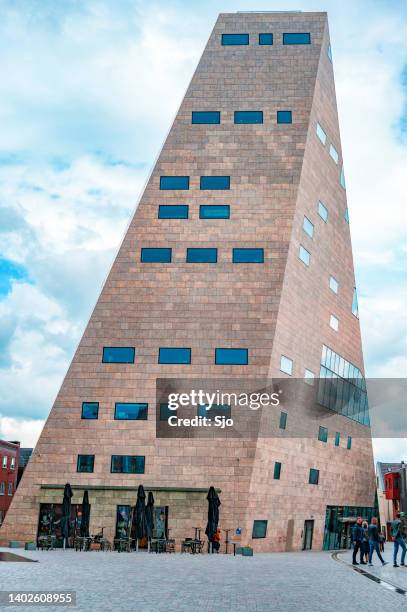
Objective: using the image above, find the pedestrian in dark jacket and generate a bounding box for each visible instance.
[391,512,406,567]
[368,517,388,566]
[362,521,369,563]
[352,517,366,565]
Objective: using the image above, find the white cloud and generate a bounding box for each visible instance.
[373,438,407,463]
[0,415,44,447]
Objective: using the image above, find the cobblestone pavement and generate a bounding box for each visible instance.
[340,546,407,590]
[1,547,407,612]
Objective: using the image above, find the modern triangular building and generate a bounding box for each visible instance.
[1,11,376,551]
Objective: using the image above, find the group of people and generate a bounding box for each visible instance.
[352,513,406,567]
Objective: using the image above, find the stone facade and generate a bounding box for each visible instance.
[0,11,376,551]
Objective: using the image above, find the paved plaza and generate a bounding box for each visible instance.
[1,547,407,611]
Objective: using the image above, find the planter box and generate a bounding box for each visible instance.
[9,541,22,548]
[242,547,253,557]
[25,543,36,551]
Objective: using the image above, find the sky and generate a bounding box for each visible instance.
[0,0,406,462]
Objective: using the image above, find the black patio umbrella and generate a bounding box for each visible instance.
[145,491,155,539]
[60,483,73,548]
[80,490,90,538]
[134,484,147,549]
[205,486,221,552]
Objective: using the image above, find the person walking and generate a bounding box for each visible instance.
[379,531,385,553]
[362,521,370,564]
[368,517,388,566]
[351,517,366,565]
[391,512,406,567]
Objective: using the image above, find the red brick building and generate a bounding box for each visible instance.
[0,440,19,526]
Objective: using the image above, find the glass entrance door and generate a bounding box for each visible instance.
[303,520,314,550]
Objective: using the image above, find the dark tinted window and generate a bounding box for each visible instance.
[274,462,281,480]
[200,205,230,219]
[102,347,135,364]
[277,110,292,124]
[234,111,263,124]
[335,432,340,447]
[283,33,311,45]
[141,248,172,263]
[186,248,217,263]
[77,454,94,473]
[279,411,287,430]
[158,205,189,219]
[221,33,249,46]
[309,468,319,485]
[159,403,173,421]
[252,520,268,538]
[160,176,189,190]
[81,402,99,419]
[158,347,191,364]
[259,33,273,45]
[192,111,220,124]
[197,404,231,418]
[233,248,264,263]
[318,426,328,443]
[347,436,352,450]
[111,455,145,474]
[114,403,148,420]
[200,176,230,190]
[215,348,248,365]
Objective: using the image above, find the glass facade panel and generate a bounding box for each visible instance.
[160,176,189,190]
[186,248,217,263]
[200,176,230,190]
[283,33,311,45]
[323,505,376,550]
[200,205,230,219]
[303,216,314,238]
[215,348,248,365]
[158,347,191,364]
[327,44,333,63]
[277,110,292,124]
[192,111,220,124]
[274,462,281,480]
[102,347,135,364]
[340,166,346,189]
[111,455,145,474]
[233,248,264,263]
[158,205,189,219]
[279,411,287,429]
[329,315,339,331]
[318,426,328,443]
[221,33,249,46]
[299,245,310,266]
[280,355,293,375]
[352,288,359,318]
[141,248,172,263]
[252,519,268,538]
[259,33,273,45]
[234,111,263,124]
[318,201,328,222]
[77,454,94,473]
[329,144,339,163]
[329,276,339,294]
[344,207,349,223]
[309,468,319,485]
[304,369,315,385]
[81,402,99,419]
[316,123,327,144]
[114,403,148,420]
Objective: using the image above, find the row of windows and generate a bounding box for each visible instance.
[160,176,230,190]
[0,481,13,495]
[140,247,264,264]
[1,456,15,469]
[316,122,346,190]
[77,455,145,474]
[221,32,311,46]
[318,426,352,449]
[102,347,249,365]
[158,204,230,219]
[191,110,292,125]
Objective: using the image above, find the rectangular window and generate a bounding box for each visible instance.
[159,403,173,421]
[259,33,273,45]
[340,166,346,189]
[2,456,6,469]
[10,457,15,470]
[318,201,328,222]
[77,454,94,473]
[232,248,264,263]
[329,144,339,164]
[158,205,189,219]
[221,33,249,46]
[309,468,319,485]
[81,402,99,419]
[274,462,282,480]
[114,403,148,420]
[8,482,12,496]
[252,519,268,538]
[304,369,315,385]
[329,315,339,332]
[160,176,189,190]
[318,426,328,443]
[283,32,311,45]
[352,288,359,318]
[200,176,230,190]
[197,404,231,419]
[316,123,327,145]
[279,411,287,430]
[186,248,217,263]
[200,205,230,219]
[335,432,340,447]
[303,216,314,238]
[192,111,220,124]
[347,436,352,449]
[111,455,145,474]
[344,208,349,224]
[329,276,339,294]
[280,355,293,376]
[234,111,263,124]
[141,248,172,263]
[327,44,333,63]
[102,347,135,364]
[0,482,4,495]
[158,347,191,364]
[299,245,310,266]
[277,110,292,124]
[215,348,248,365]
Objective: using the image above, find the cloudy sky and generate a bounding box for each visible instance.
[0,0,406,461]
